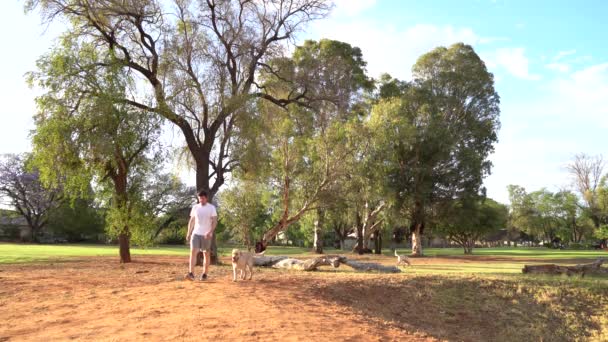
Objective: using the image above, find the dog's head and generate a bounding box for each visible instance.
[231,249,241,263]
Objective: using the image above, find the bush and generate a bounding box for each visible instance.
[0,224,21,240]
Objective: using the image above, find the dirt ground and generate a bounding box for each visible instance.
[1,255,606,342]
[0,256,434,342]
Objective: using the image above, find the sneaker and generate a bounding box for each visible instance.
[200,273,208,281]
[185,272,195,281]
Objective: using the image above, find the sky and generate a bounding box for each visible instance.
[1,0,607,204]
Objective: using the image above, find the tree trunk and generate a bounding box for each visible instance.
[411,223,423,256]
[353,209,367,254]
[113,169,131,263]
[463,242,473,255]
[374,232,382,254]
[313,209,324,254]
[118,232,131,263]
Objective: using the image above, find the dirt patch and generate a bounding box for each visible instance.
[1,256,606,341]
[0,256,432,341]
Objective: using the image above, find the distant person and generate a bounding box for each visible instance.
[185,190,218,281]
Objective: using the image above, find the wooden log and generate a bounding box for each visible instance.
[343,260,401,273]
[253,254,401,273]
[272,255,346,271]
[253,255,290,267]
[522,258,606,277]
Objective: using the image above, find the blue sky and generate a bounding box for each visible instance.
[1,0,607,204]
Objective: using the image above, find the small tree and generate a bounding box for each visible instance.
[0,154,61,241]
[219,181,272,250]
[438,198,508,254]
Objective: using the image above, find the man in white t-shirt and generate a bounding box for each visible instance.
[185,190,218,281]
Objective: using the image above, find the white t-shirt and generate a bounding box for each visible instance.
[190,203,217,236]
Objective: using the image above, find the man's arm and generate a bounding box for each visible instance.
[186,216,195,242]
[204,216,218,239]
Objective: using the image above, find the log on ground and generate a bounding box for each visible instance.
[522,258,607,277]
[253,255,401,273]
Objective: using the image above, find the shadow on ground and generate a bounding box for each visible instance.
[312,274,608,342]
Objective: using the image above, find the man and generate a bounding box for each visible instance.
[185,190,218,281]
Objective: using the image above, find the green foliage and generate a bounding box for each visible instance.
[508,185,595,243]
[595,225,608,240]
[437,198,508,253]
[29,35,162,253]
[218,181,273,249]
[47,198,104,242]
[235,39,373,242]
[369,43,500,255]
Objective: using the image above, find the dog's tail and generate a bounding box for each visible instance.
[256,250,266,256]
[394,250,400,257]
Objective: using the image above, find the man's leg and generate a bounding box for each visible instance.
[202,250,211,276]
[189,246,198,274]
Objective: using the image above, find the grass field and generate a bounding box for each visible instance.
[2,242,606,278]
[1,243,607,341]
[0,243,313,264]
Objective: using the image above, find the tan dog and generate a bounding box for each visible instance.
[231,249,264,281]
[395,250,411,266]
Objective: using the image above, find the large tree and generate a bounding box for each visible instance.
[0,154,61,242]
[28,0,331,262]
[29,40,162,262]
[27,0,330,197]
[370,43,500,256]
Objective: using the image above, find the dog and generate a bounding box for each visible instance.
[231,249,264,281]
[394,250,411,266]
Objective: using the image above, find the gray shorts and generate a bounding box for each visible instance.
[191,234,212,251]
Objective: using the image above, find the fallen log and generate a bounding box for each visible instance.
[272,255,346,271]
[253,255,290,267]
[522,258,607,277]
[343,259,401,273]
[253,254,401,273]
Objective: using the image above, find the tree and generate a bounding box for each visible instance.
[28,0,331,263]
[235,39,372,249]
[370,43,500,256]
[29,40,161,262]
[552,190,593,243]
[47,197,104,242]
[437,198,508,254]
[144,174,196,241]
[0,154,61,241]
[219,181,272,250]
[508,185,595,245]
[567,154,606,230]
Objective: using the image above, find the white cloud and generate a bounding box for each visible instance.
[549,63,608,122]
[487,47,541,80]
[546,62,570,72]
[553,49,576,61]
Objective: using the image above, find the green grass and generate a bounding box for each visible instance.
[392,246,608,259]
[0,243,318,264]
[1,243,606,272]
